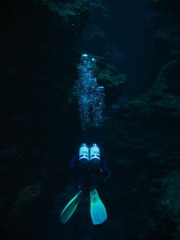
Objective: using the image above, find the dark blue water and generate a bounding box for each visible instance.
[0,1,179,240]
[82,0,153,98]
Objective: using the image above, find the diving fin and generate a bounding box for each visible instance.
[90,189,107,225]
[60,190,82,224]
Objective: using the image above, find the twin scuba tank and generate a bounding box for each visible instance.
[79,143,100,168]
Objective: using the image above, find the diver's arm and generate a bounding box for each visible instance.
[100,147,107,173]
[70,154,76,169]
[70,151,79,181]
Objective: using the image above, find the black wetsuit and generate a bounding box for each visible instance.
[70,146,107,192]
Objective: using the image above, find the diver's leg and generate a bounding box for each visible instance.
[75,168,88,191]
[90,169,103,191]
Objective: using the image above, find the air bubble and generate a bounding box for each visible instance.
[73,54,105,130]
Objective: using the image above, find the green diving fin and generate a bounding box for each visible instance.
[60,190,82,224]
[90,189,107,225]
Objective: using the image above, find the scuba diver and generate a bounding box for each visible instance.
[60,143,110,225]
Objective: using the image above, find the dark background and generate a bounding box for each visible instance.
[0,0,179,239]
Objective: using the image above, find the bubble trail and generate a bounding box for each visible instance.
[74,54,105,130]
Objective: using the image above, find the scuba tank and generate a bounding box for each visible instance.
[89,144,100,167]
[79,143,89,166]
